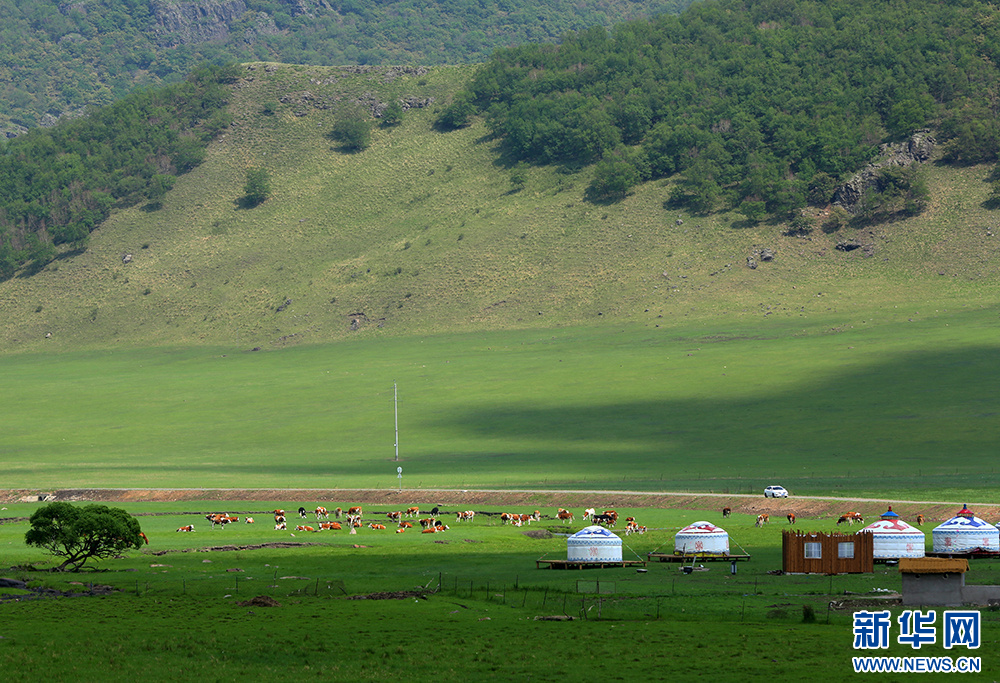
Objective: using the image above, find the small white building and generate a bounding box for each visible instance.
[674,521,730,555]
[567,525,622,563]
[933,505,1000,554]
[858,507,925,560]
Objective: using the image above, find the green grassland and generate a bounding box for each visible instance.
[2,311,1000,499]
[1,501,998,681]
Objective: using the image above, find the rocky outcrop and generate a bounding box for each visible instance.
[151,0,249,46]
[833,130,935,214]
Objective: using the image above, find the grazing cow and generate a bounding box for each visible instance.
[274,522,287,530]
[531,510,541,522]
[419,517,437,529]
[916,514,925,526]
[347,515,363,528]
[429,507,439,516]
[786,513,796,525]
[208,514,237,527]
[755,513,769,527]
[273,509,285,516]
[245,517,255,524]
[315,507,329,519]
[295,525,316,532]
[499,512,514,525]
[176,525,194,532]
[592,513,615,527]
[405,507,420,518]
[722,507,732,518]
[625,521,646,535]
[604,510,619,526]
[334,507,343,518]
[319,521,342,530]
[139,532,149,544]
[298,507,308,519]
[274,514,286,525]
[557,510,574,523]
[456,510,475,522]
[837,512,863,526]
[583,508,596,521]
[387,511,403,523]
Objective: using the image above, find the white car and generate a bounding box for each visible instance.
[764,485,789,498]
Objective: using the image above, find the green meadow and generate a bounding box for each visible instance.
[3,310,999,501]
[2,500,997,682]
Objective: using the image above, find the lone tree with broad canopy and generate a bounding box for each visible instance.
[25,502,146,571]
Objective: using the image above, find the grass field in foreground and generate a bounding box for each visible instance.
[1,500,998,682]
[3,307,1000,500]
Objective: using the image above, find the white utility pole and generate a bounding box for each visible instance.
[394,381,399,462]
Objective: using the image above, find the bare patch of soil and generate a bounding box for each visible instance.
[236,595,282,607]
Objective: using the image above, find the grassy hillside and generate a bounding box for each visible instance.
[1,62,998,353]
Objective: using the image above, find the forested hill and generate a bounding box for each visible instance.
[0,0,691,136]
[457,0,1000,220]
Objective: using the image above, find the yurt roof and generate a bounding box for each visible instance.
[677,521,727,535]
[936,504,993,530]
[569,525,620,540]
[861,518,924,534]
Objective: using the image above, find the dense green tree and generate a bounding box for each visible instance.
[24,502,145,572]
[242,167,272,207]
[329,116,373,152]
[381,100,404,127]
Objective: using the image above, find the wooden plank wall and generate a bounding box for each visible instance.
[782,530,873,574]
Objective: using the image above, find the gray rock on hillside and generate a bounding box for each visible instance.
[833,130,935,214]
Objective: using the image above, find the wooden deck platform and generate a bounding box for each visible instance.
[927,550,1000,560]
[536,559,647,570]
[647,552,751,563]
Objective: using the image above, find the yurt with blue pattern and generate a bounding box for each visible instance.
[858,507,925,559]
[932,505,999,553]
[567,525,623,562]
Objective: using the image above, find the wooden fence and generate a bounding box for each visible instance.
[782,530,873,574]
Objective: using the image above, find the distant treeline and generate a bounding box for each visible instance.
[0,0,692,132]
[455,0,1000,215]
[0,64,236,278]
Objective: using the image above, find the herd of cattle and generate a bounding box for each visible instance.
[722,507,927,528]
[178,506,648,534]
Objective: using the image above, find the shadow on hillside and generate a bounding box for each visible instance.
[426,341,1000,479]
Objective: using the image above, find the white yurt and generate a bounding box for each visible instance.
[858,507,925,559]
[933,504,1000,553]
[567,525,623,562]
[674,521,730,555]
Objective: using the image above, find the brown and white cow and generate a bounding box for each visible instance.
[405,507,420,518]
[295,525,316,532]
[245,517,255,524]
[274,522,287,530]
[347,506,362,517]
[722,507,732,518]
[386,511,403,523]
[786,513,796,525]
[319,521,342,530]
[556,510,574,523]
[176,525,194,532]
[755,513,769,527]
[315,507,329,519]
[837,512,863,525]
